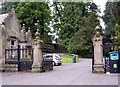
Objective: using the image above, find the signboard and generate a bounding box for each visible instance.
[110,52,119,60]
[109,52,120,73]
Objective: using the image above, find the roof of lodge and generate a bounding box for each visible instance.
[0,13,9,25]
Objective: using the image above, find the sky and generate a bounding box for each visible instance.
[93,0,108,29]
[93,0,107,15]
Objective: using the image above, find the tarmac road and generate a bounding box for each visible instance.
[2,59,119,85]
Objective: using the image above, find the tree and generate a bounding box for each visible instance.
[59,2,100,57]
[112,2,120,44]
[1,2,52,43]
[49,2,63,41]
[103,1,120,44]
[1,2,18,14]
[112,2,120,24]
[102,2,116,43]
[115,24,120,44]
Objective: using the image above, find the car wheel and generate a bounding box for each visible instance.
[58,63,61,65]
[53,62,56,66]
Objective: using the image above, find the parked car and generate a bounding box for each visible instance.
[43,54,62,66]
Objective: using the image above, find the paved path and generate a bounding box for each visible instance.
[2,59,119,85]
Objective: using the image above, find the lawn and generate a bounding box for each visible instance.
[61,54,80,64]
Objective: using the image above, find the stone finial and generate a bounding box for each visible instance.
[93,25,103,44]
[95,25,101,31]
[27,27,32,39]
[21,24,26,41]
[11,5,15,11]
[27,27,33,44]
[35,29,43,42]
[35,29,40,39]
[95,25,101,37]
[22,24,25,30]
[11,5,16,15]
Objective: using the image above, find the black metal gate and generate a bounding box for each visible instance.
[92,45,94,72]
[103,43,120,57]
[103,43,120,73]
[42,47,53,72]
[5,45,33,71]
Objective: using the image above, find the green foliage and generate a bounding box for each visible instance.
[112,2,120,44]
[115,24,120,44]
[112,2,120,25]
[102,2,116,43]
[2,2,18,14]
[103,2,120,44]
[59,2,100,57]
[2,2,52,43]
[16,2,52,43]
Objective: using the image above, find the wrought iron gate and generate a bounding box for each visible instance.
[103,43,120,72]
[5,45,33,71]
[42,47,53,72]
[103,43,120,57]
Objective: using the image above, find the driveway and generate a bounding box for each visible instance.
[2,59,119,85]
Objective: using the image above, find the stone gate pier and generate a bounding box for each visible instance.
[32,29,43,72]
[92,26,105,73]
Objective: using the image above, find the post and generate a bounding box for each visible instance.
[18,45,20,71]
[92,25,104,73]
[73,55,76,63]
[32,29,43,72]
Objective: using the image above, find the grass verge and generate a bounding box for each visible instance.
[62,57,80,64]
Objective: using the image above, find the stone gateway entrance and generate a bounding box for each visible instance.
[2,9,118,74]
